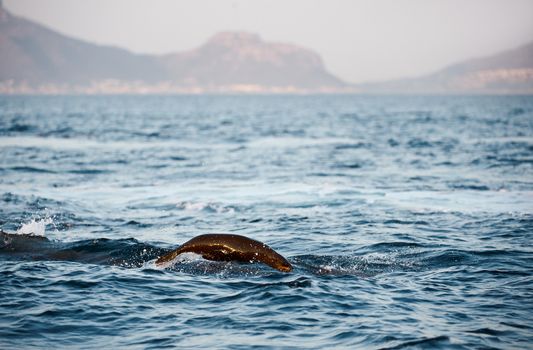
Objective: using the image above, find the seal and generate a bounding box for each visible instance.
[155,233,293,272]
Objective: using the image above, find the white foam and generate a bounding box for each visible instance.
[248,136,357,148]
[0,136,229,151]
[179,201,209,211]
[176,201,235,214]
[383,190,533,214]
[16,217,53,236]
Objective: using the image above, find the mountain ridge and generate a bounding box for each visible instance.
[0,5,345,93]
[1,2,532,94]
[357,41,533,94]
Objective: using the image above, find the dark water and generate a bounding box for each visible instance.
[0,95,532,349]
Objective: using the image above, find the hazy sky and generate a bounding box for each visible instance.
[5,0,533,83]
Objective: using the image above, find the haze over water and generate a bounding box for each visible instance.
[0,95,532,348]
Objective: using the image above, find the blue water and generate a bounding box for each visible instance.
[0,95,532,349]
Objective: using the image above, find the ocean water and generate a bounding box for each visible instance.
[0,95,532,349]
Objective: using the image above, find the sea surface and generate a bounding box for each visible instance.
[0,95,532,349]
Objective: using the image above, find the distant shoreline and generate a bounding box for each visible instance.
[1,91,532,96]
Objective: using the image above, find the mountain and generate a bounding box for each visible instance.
[159,32,343,89]
[358,41,533,94]
[0,3,166,86]
[1,1,531,94]
[0,4,345,93]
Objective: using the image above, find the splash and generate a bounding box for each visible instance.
[150,252,203,270]
[16,217,53,236]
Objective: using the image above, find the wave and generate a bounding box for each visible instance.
[6,166,55,173]
[378,335,451,350]
[2,123,35,133]
[67,168,110,175]
[2,166,108,175]
[2,231,522,278]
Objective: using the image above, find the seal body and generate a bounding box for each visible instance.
[156,234,292,272]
